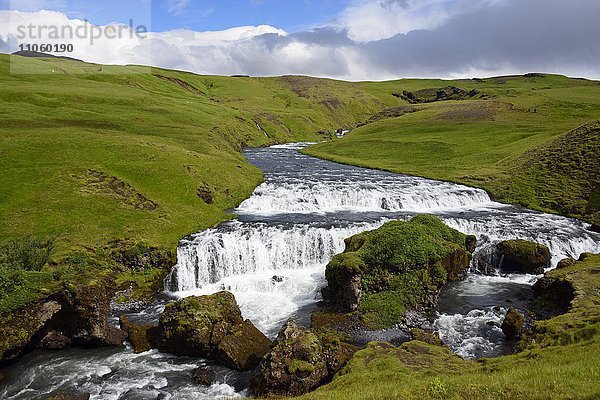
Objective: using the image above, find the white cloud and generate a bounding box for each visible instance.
[166,0,190,16]
[339,0,503,42]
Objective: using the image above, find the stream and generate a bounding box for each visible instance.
[2,142,600,399]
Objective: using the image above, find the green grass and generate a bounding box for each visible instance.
[301,255,600,400]
[305,74,600,222]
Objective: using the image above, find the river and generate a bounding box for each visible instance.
[2,143,599,399]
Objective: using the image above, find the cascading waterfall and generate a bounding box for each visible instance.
[166,220,383,292]
[236,181,493,214]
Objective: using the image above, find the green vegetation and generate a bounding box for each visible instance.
[304,74,600,222]
[325,215,469,329]
[301,255,600,400]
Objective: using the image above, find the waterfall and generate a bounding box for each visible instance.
[166,220,383,292]
[237,181,492,214]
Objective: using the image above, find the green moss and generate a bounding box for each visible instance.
[288,359,317,375]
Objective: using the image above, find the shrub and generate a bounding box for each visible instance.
[0,235,56,272]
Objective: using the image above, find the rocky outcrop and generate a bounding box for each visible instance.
[156,291,270,371]
[496,240,550,274]
[532,265,576,313]
[250,320,356,397]
[324,254,363,312]
[322,215,472,328]
[0,301,61,362]
[442,248,471,281]
[501,308,525,340]
[591,220,600,233]
[1,275,126,363]
[119,316,158,353]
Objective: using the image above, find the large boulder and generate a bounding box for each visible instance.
[591,220,600,233]
[501,308,525,340]
[119,316,158,353]
[324,254,363,311]
[214,320,272,371]
[251,320,355,397]
[0,301,61,362]
[156,291,270,371]
[0,274,126,363]
[45,276,127,347]
[323,215,472,328]
[496,240,550,274]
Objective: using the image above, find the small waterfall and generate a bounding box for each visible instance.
[166,221,383,292]
[237,181,492,214]
[443,214,600,268]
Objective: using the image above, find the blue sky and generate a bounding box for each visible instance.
[1,0,349,32]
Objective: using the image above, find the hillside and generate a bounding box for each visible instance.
[306,74,600,223]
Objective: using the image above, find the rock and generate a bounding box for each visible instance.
[323,215,473,329]
[37,330,72,350]
[156,291,269,371]
[119,316,158,353]
[192,365,216,386]
[556,257,577,269]
[591,221,600,233]
[579,252,593,262]
[410,328,444,346]
[465,235,478,253]
[47,276,127,347]
[533,275,575,312]
[496,240,551,274]
[156,291,243,357]
[442,248,471,281]
[215,320,271,371]
[0,275,126,364]
[501,308,524,340]
[324,253,363,312]
[0,301,61,362]
[251,320,355,397]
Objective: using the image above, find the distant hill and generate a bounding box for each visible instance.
[11,50,84,62]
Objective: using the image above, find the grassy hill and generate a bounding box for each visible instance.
[306,74,600,223]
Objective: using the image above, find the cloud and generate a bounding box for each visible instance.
[1,0,599,81]
[338,0,501,42]
[167,0,190,16]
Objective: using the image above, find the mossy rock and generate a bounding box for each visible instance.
[591,220,600,233]
[251,319,356,397]
[324,215,470,328]
[215,320,271,371]
[496,240,551,274]
[119,315,158,353]
[156,291,243,357]
[501,308,525,340]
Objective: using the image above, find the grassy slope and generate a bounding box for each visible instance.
[0,54,385,311]
[305,74,600,222]
[0,55,384,251]
[302,255,600,400]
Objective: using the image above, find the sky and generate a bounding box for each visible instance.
[1,0,599,80]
